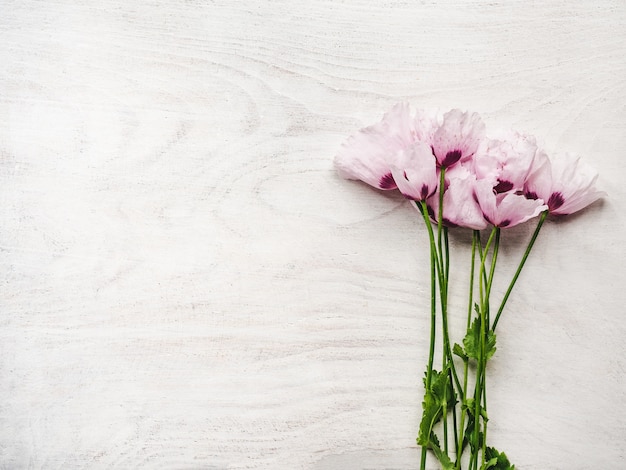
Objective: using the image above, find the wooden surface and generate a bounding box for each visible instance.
[1,1,625,468]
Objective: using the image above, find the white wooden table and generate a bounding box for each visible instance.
[1,1,625,468]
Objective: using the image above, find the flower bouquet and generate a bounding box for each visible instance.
[334,103,604,469]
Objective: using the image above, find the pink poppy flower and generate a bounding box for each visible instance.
[427,169,488,230]
[431,109,486,168]
[334,103,434,190]
[524,152,605,215]
[389,141,439,201]
[472,130,539,193]
[474,178,547,228]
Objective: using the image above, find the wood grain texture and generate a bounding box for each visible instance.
[1,1,625,468]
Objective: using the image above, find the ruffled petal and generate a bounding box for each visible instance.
[524,152,605,215]
[523,148,551,199]
[428,172,488,230]
[413,108,441,143]
[494,192,547,227]
[548,153,606,215]
[389,141,438,201]
[474,130,539,192]
[475,179,546,227]
[334,103,421,190]
[431,109,486,168]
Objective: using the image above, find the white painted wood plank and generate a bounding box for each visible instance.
[1,1,625,468]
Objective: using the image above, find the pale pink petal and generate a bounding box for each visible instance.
[523,148,552,199]
[382,102,418,150]
[428,173,488,230]
[473,179,498,225]
[471,138,501,186]
[413,108,441,143]
[474,179,547,228]
[494,192,547,227]
[444,175,489,229]
[389,141,438,201]
[524,152,605,215]
[334,103,419,190]
[473,130,539,192]
[431,109,486,168]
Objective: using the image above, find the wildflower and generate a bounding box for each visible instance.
[524,152,605,215]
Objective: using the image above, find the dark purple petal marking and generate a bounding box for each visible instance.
[548,192,565,211]
[420,184,430,200]
[379,173,396,189]
[441,149,462,167]
[494,180,514,194]
[499,219,511,228]
[525,190,539,200]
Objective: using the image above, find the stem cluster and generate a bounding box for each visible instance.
[416,176,548,470]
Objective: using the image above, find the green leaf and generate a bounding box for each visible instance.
[431,368,448,400]
[417,368,452,447]
[482,457,498,469]
[480,447,516,470]
[417,369,445,446]
[463,398,488,421]
[462,406,484,453]
[463,319,480,359]
[453,342,468,361]
[463,318,497,361]
[417,388,440,446]
[486,329,497,360]
[463,398,474,412]
[430,439,455,470]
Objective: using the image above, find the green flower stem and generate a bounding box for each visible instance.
[435,170,449,356]
[480,321,490,467]
[452,385,459,457]
[491,210,548,332]
[420,435,428,469]
[480,228,500,464]
[437,168,447,286]
[440,215,450,454]
[444,226,450,285]
[418,170,463,466]
[456,230,478,469]
[468,231,479,333]
[443,382,449,453]
[435,206,462,400]
[484,228,500,327]
[475,234,489,295]
[418,201,438,390]
[440,263,462,398]
[443,226,459,456]
[470,227,498,470]
[478,228,497,317]
[434,169,462,460]
[418,201,439,470]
